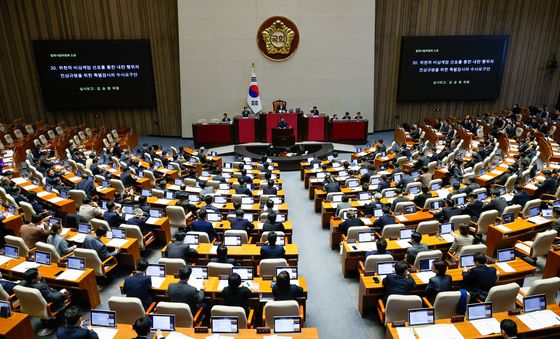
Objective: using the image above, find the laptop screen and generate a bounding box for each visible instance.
[403,205,416,215]
[502,213,514,224]
[276,213,286,222]
[430,201,441,210]
[214,196,227,204]
[358,232,374,243]
[165,191,175,200]
[373,209,383,218]
[316,172,326,179]
[377,262,396,275]
[467,303,492,321]
[184,234,199,245]
[149,209,163,218]
[67,257,85,270]
[270,197,283,205]
[523,294,547,313]
[455,196,466,205]
[370,177,380,185]
[331,194,343,203]
[478,192,487,200]
[542,209,553,218]
[276,266,298,280]
[408,308,435,326]
[400,229,413,239]
[207,213,221,222]
[187,194,200,203]
[78,223,91,234]
[359,192,372,201]
[111,228,126,239]
[431,183,441,190]
[497,248,515,262]
[35,251,51,265]
[409,186,420,195]
[393,173,402,183]
[529,206,540,217]
[211,316,239,334]
[419,258,435,272]
[224,163,232,169]
[4,245,18,259]
[146,264,166,277]
[243,213,254,222]
[460,255,475,268]
[60,190,68,199]
[191,266,208,279]
[241,197,253,205]
[141,189,152,197]
[274,316,302,333]
[49,217,61,226]
[90,310,116,328]
[122,205,134,214]
[440,223,453,234]
[224,235,242,246]
[275,236,286,246]
[45,184,53,192]
[348,180,359,188]
[384,190,396,198]
[219,183,230,190]
[149,314,175,331]
[232,267,253,281]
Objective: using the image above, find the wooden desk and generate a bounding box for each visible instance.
[1,214,23,236]
[13,178,76,215]
[65,230,140,268]
[543,249,560,278]
[112,325,319,338]
[0,312,34,338]
[486,217,552,256]
[147,216,172,243]
[0,257,100,307]
[213,220,294,242]
[359,257,535,317]
[386,304,560,338]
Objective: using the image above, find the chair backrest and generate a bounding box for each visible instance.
[476,210,499,234]
[35,241,61,263]
[19,201,35,222]
[0,284,9,301]
[158,258,186,276]
[522,199,542,217]
[456,244,487,259]
[530,230,558,257]
[416,220,439,235]
[231,194,246,205]
[143,170,156,186]
[326,192,343,202]
[413,250,442,270]
[224,230,249,244]
[337,207,357,218]
[503,204,521,219]
[486,283,520,312]
[69,189,87,208]
[525,277,560,305]
[381,224,406,238]
[108,296,146,324]
[405,182,422,195]
[364,254,394,273]
[394,201,415,215]
[166,206,187,228]
[184,178,197,187]
[504,174,518,193]
[5,235,30,257]
[109,179,125,193]
[433,291,470,319]
[423,197,443,210]
[208,262,233,277]
[13,285,49,319]
[260,231,285,242]
[449,215,471,230]
[90,218,110,231]
[263,300,300,328]
[120,225,144,249]
[346,226,371,241]
[211,305,248,329]
[152,189,164,198]
[4,134,13,144]
[48,130,56,139]
[13,129,23,139]
[74,248,104,276]
[56,126,64,135]
[157,302,194,327]
[384,295,422,324]
[187,231,210,243]
[259,258,289,277]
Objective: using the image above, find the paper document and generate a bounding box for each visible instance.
[356,242,377,252]
[525,184,538,190]
[210,246,218,255]
[167,185,180,191]
[396,240,412,248]
[166,332,195,339]
[12,261,40,273]
[490,169,502,175]
[479,174,493,180]
[11,177,28,185]
[496,262,515,273]
[48,197,64,204]
[517,310,560,330]
[0,256,14,265]
[470,318,501,335]
[436,189,450,198]
[106,239,128,248]
[395,327,415,339]
[217,280,228,291]
[360,217,373,225]
[25,184,39,190]
[155,198,172,205]
[56,269,85,281]
[90,327,118,339]
[416,271,436,283]
[395,215,408,222]
[146,217,160,224]
[151,276,166,288]
[527,216,549,224]
[69,234,86,243]
[188,278,204,290]
[241,204,254,210]
[441,234,455,243]
[37,191,50,198]
[414,324,463,339]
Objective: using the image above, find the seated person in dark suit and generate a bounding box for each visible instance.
[241,106,251,117]
[234,178,252,196]
[413,185,432,209]
[167,266,205,313]
[405,232,429,264]
[334,195,352,217]
[509,184,530,207]
[82,228,120,261]
[237,169,253,185]
[262,179,278,195]
[262,211,285,232]
[123,259,153,310]
[365,238,392,257]
[230,210,254,232]
[390,188,409,212]
[382,261,417,302]
[272,270,304,301]
[322,175,341,193]
[310,106,320,116]
[434,198,461,223]
[119,167,137,188]
[165,232,198,263]
[20,268,67,311]
[191,209,219,241]
[277,117,289,129]
[103,201,126,228]
[56,306,100,339]
[0,272,17,295]
[220,273,252,315]
[425,260,453,304]
[483,189,507,215]
[132,316,164,339]
[75,174,96,197]
[200,195,220,214]
[537,170,558,196]
[260,232,285,259]
[127,208,150,235]
[551,207,560,233]
[342,112,352,120]
[338,209,365,236]
[462,253,497,301]
[210,244,238,266]
[373,207,396,231]
[461,192,484,221]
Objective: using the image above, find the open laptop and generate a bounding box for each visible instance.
[149,314,175,332]
[90,310,116,328]
[78,223,91,234]
[241,197,253,205]
[188,194,200,203]
[502,212,514,224]
[141,189,152,197]
[243,213,254,222]
[497,248,515,262]
[122,205,134,215]
[430,201,442,210]
[214,196,227,204]
[232,267,253,281]
[274,316,302,334]
[4,245,18,259]
[403,205,416,215]
[359,192,372,201]
[523,294,547,313]
[275,235,286,246]
[35,251,51,265]
[165,191,175,200]
[418,258,435,272]
[439,223,453,234]
[49,217,61,226]
[60,189,69,199]
[219,183,230,190]
[377,262,396,276]
[207,213,221,222]
[408,308,435,326]
[400,229,413,240]
[467,303,493,321]
[211,316,239,334]
[276,213,286,222]
[373,209,383,218]
[224,235,242,246]
[393,173,402,183]
[370,177,381,185]
[183,234,199,245]
[384,189,396,198]
[455,196,466,206]
[146,264,166,278]
[67,257,85,270]
[0,300,11,318]
[529,206,540,217]
[542,208,553,219]
[460,254,476,268]
[431,182,441,191]
[347,180,360,188]
[191,266,208,280]
[150,209,164,218]
[110,228,126,239]
[270,196,283,205]
[409,186,420,195]
[477,192,488,200]
[358,232,375,243]
[316,172,326,179]
[331,194,343,203]
[276,266,298,280]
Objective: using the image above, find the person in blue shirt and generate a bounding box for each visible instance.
[27,191,47,215]
[103,201,125,228]
[230,210,254,232]
[123,259,153,310]
[120,167,137,188]
[365,238,392,258]
[56,306,99,339]
[382,261,417,303]
[190,209,219,241]
[83,228,120,261]
[260,232,285,259]
[127,208,150,235]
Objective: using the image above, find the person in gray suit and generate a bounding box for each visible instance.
[483,189,507,215]
[167,266,204,313]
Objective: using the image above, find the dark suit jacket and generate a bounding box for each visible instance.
[262,186,278,195]
[209,257,238,266]
[260,245,285,259]
[484,197,507,215]
[510,191,530,207]
[373,215,396,230]
[462,265,497,300]
[20,281,65,310]
[461,200,484,221]
[272,284,304,301]
[221,286,252,314]
[103,211,125,228]
[126,216,149,234]
[166,241,198,262]
[263,221,285,232]
[230,218,254,231]
[323,182,340,193]
[425,274,453,304]
[168,280,204,313]
[191,220,219,241]
[435,207,461,222]
[539,177,558,196]
[123,273,153,310]
[382,274,417,302]
[413,193,432,209]
[75,178,96,196]
[338,217,365,235]
[56,326,100,339]
[235,186,252,195]
[120,172,136,187]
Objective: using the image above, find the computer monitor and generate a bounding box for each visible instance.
[403,205,416,215]
[400,229,413,239]
[270,197,283,205]
[49,217,61,226]
[122,206,134,214]
[90,310,116,328]
[348,180,359,188]
[276,213,286,223]
[370,177,381,185]
[455,196,466,206]
[67,257,85,270]
[430,201,442,210]
[219,183,230,190]
[497,248,515,262]
[316,172,326,179]
[542,208,553,218]
[224,163,232,169]
[523,294,547,313]
[377,262,396,275]
[498,187,506,196]
[467,303,493,321]
[393,173,402,183]
[224,235,242,246]
[373,209,383,218]
[60,190,68,199]
[408,308,435,326]
[241,197,253,205]
[201,170,210,177]
[137,170,144,178]
[0,300,11,318]
[384,189,396,198]
[502,213,514,224]
[211,316,239,334]
[173,178,182,186]
[111,228,126,239]
[165,191,175,200]
[78,223,91,234]
[191,266,208,279]
[188,194,200,203]
[431,182,441,191]
[411,171,420,179]
[529,206,540,217]
[331,194,343,203]
[276,267,298,280]
[451,178,460,186]
[141,189,152,197]
[358,232,374,243]
[356,147,362,153]
[460,254,475,268]
[207,213,221,222]
[313,163,321,170]
[275,236,286,246]
[7,205,16,215]
[243,213,254,222]
[4,245,18,259]
[45,184,53,192]
[146,264,166,278]
[419,258,435,272]
[479,169,486,176]
[232,267,253,281]
[439,223,453,234]
[214,196,227,204]
[409,186,420,195]
[35,251,51,265]
[183,234,199,245]
[100,201,108,210]
[477,192,488,200]
[149,209,163,218]
[274,316,302,334]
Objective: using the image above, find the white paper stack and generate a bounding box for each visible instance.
[356,242,377,252]
[416,271,436,283]
[106,239,128,248]
[470,318,501,335]
[441,234,455,243]
[166,332,195,339]
[11,177,28,185]
[48,197,64,204]
[414,324,463,339]
[90,327,118,338]
[12,261,40,273]
[69,234,86,243]
[56,269,85,281]
[0,256,14,265]
[395,327,415,339]
[495,225,511,232]
[527,216,550,224]
[37,191,50,198]
[396,240,412,248]
[517,310,560,330]
[496,262,515,273]
[146,217,160,224]
[155,198,172,205]
[187,278,204,290]
[150,276,166,288]
[395,215,408,222]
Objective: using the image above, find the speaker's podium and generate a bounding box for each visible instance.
[271,128,295,147]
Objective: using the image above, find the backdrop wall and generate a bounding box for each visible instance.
[178,0,375,137]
